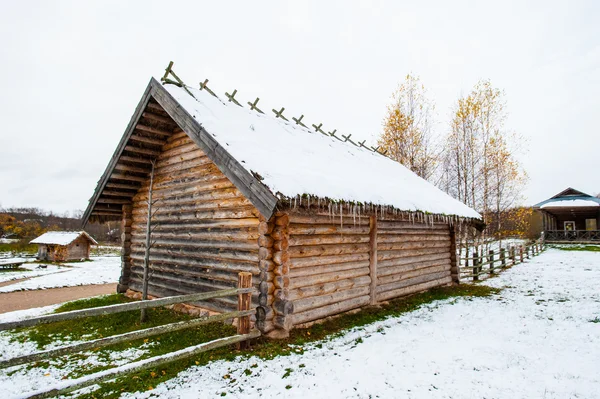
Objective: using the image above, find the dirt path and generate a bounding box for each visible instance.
[0,284,117,314]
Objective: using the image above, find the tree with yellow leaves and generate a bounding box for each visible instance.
[378,74,436,180]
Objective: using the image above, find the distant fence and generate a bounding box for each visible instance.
[460,240,546,281]
[0,272,259,399]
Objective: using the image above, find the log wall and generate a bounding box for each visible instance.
[376,220,452,302]
[126,133,261,313]
[286,214,372,327]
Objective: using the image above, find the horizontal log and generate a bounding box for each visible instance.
[377,220,449,230]
[142,111,174,124]
[130,236,257,251]
[97,198,131,204]
[289,267,370,289]
[293,286,370,314]
[118,156,154,166]
[378,252,450,269]
[134,180,238,203]
[130,134,166,146]
[290,252,369,269]
[291,295,370,325]
[129,268,234,293]
[130,228,259,242]
[289,260,369,278]
[377,240,450,252]
[378,234,451,244]
[289,214,369,226]
[135,123,172,137]
[288,275,371,301]
[376,276,452,302]
[131,197,253,215]
[378,258,451,278]
[377,264,450,286]
[129,260,251,284]
[378,229,450,236]
[288,243,370,258]
[124,145,161,156]
[104,182,141,190]
[129,253,258,274]
[377,247,450,261]
[288,234,370,247]
[133,206,260,221]
[114,163,152,174]
[134,218,259,231]
[91,211,123,216]
[289,225,370,236]
[376,271,450,295]
[110,173,147,183]
[130,246,258,263]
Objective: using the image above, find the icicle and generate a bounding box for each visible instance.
[339,202,343,228]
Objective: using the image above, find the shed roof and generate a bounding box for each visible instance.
[83,77,481,225]
[30,231,98,246]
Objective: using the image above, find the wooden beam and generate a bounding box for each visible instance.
[369,215,378,305]
[101,190,135,197]
[110,173,147,182]
[135,124,172,137]
[104,182,140,190]
[119,155,153,165]
[114,163,151,174]
[97,198,131,204]
[142,111,173,124]
[130,134,166,146]
[124,145,161,157]
[146,102,165,112]
[91,211,123,216]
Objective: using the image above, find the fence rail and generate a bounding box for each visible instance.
[460,240,546,281]
[544,230,600,242]
[0,272,259,399]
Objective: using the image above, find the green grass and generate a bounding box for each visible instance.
[0,267,30,273]
[10,284,499,398]
[0,241,37,255]
[550,244,600,252]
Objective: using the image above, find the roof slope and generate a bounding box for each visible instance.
[162,83,481,219]
[83,78,481,224]
[30,231,98,246]
[534,187,600,208]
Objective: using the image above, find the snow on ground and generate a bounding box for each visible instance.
[121,248,600,399]
[0,256,121,292]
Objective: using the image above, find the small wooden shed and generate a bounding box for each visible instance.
[30,231,98,262]
[82,75,481,337]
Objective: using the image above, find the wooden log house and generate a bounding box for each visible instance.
[30,231,97,261]
[82,75,482,337]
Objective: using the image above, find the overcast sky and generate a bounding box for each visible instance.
[0,0,598,215]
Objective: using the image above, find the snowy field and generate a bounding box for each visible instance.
[0,256,120,292]
[127,248,598,399]
[0,248,598,398]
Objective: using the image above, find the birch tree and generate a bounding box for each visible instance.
[378,74,437,180]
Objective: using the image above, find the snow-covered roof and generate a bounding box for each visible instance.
[540,199,600,209]
[30,231,98,246]
[161,83,481,220]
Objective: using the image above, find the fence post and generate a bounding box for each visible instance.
[526,246,530,259]
[489,250,495,274]
[472,250,479,281]
[519,246,524,263]
[237,272,252,350]
[500,248,506,268]
[510,246,515,266]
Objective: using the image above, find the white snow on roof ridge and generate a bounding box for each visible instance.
[541,199,600,208]
[162,82,481,220]
[30,231,98,246]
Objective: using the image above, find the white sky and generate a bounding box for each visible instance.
[0,0,598,214]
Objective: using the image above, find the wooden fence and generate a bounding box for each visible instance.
[460,240,546,281]
[0,272,259,399]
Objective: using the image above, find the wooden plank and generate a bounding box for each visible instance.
[237,272,252,349]
[0,288,254,331]
[25,330,261,399]
[369,215,377,305]
[150,79,278,219]
[142,111,174,124]
[109,173,147,182]
[130,134,166,146]
[0,310,254,369]
[124,145,161,157]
